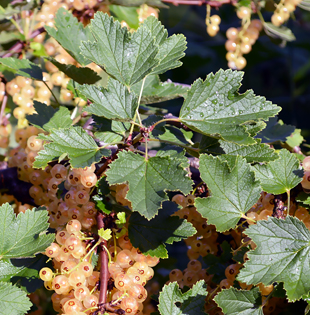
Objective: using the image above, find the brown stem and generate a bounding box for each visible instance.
[96,150,119,177]
[10,0,25,5]
[161,0,231,6]
[97,212,109,307]
[83,117,94,130]
[1,27,45,58]
[1,42,24,58]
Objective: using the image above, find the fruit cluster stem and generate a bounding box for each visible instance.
[97,213,109,307]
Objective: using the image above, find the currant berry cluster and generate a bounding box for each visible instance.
[172,194,218,259]
[39,217,159,315]
[225,18,262,70]
[39,219,101,314]
[108,236,159,315]
[271,0,302,27]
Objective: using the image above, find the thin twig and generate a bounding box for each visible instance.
[129,77,146,138]
[43,81,59,105]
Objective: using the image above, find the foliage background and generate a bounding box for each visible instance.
[159,4,310,142]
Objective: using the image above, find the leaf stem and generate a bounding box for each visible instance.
[129,77,146,138]
[287,190,290,214]
[112,232,117,262]
[231,239,251,256]
[262,287,276,307]
[152,117,181,129]
[111,292,128,305]
[102,244,112,265]
[43,81,59,105]
[257,9,265,23]
[10,17,24,35]
[71,105,78,120]
[206,285,220,302]
[144,136,148,160]
[241,213,256,223]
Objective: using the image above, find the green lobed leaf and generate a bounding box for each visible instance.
[0,31,24,44]
[152,125,193,146]
[0,5,19,19]
[0,58,42,80]
[80,12,159,87]
[214,287,263,315]
[298,0,310,11]
[0,204,54,259]
[219,140,279,164]
[106,150,193,219]
[0,255,47,293]
[0,282,32,315]
[252,149,303,194]
[158,280,208,315]
[5,258,42,283]
[199,135,223,155]
[195,154,261,232]
[33,126,111,169]
[237,216,310,301]
[263,22,296,41]
[142,16,187,75]
[296,191,310,206]
[26,101,72,132]
[93,116,130,144]
[155,146,189,169]
[131,74,188,104]
[255,117,295,143]
[233,245,250,264]
[45,8,93,66]
[30,42,48,58]
[286,128,303,148]
[45,57,101,85]
[179,69,281,145]
[77,78,138,121]
[90,252,99,269]
[95,131,124,144]
[245,121,267,138]
[109,5,140,29]
[128,201,196,258]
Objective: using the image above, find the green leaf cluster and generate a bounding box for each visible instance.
[158,280,208,315]
[5,6,304,314]
[0,203,54,314]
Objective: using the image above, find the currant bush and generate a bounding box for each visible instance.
[0,1,309,315]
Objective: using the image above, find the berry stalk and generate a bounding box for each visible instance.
[97,212,109,309]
